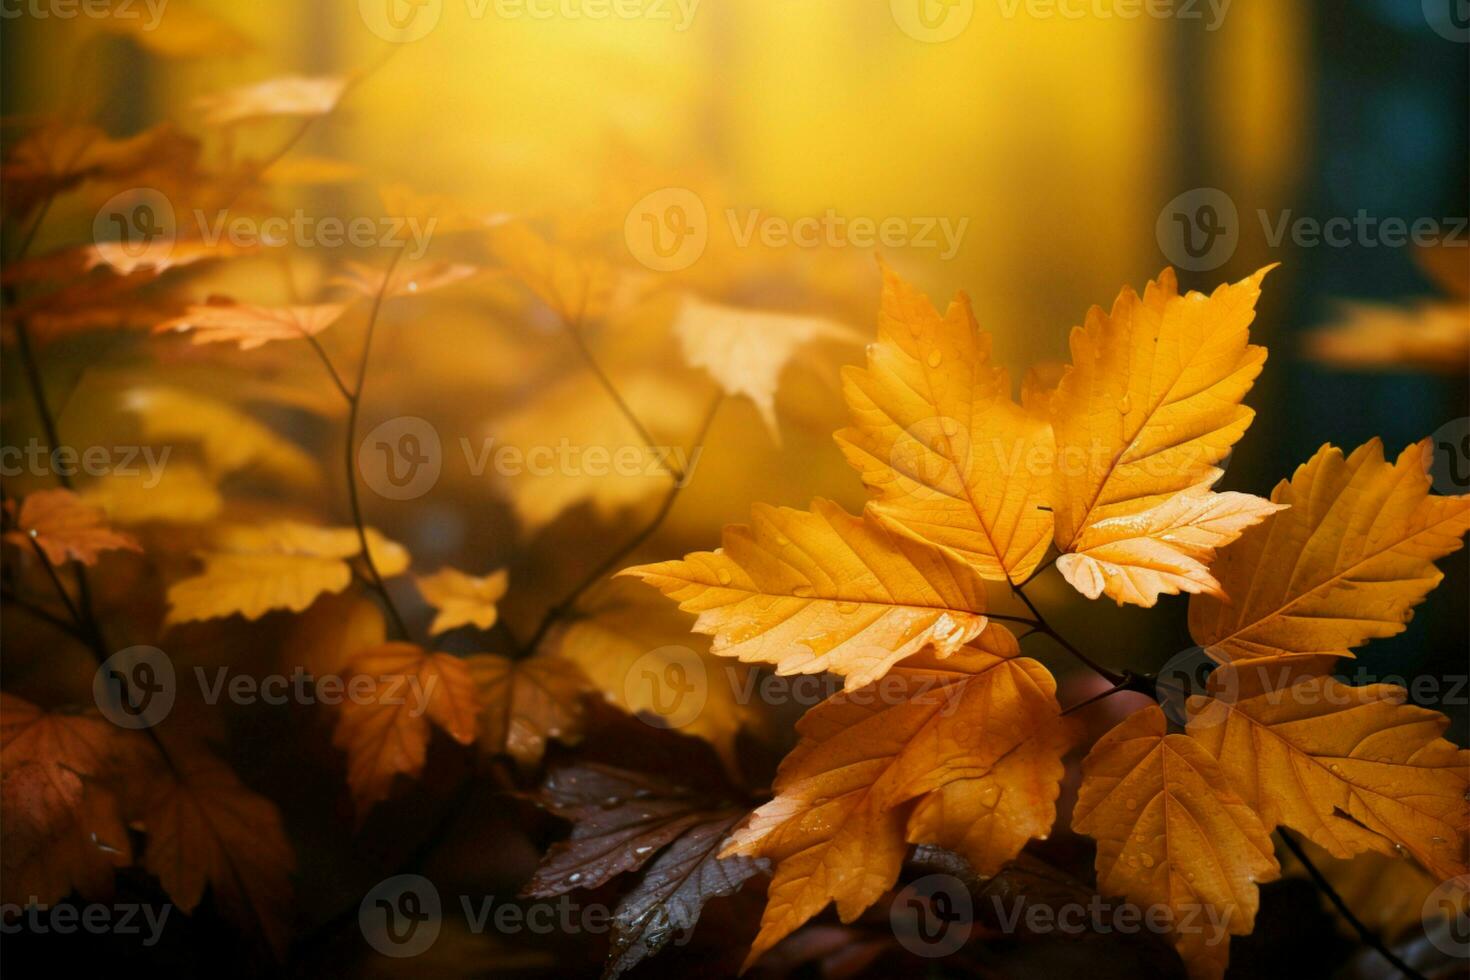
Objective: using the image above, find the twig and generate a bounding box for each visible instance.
[560,319,673,476]
[2,587,91,644]
[343,247,412,641]
[519,393,724,657]
[1012,580,1127,686]
[1277,828,1429,980]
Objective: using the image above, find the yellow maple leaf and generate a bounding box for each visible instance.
[165,521,408,625]
[621,498,990,691]
[1073,705,1280,980]
[331,643,479,819]
[836,263,1054,583]
[1049,268,1272,599]
[722,626,1068,969]
[1189,666,1469,882]
[1189,438,1470,663]
[414,567,508,636]
[78,463,223,526]
[466,653,591,770]
[1055,487,1285,607]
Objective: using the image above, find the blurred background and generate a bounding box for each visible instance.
[2,1,1466,977]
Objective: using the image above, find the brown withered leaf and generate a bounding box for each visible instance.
[0,694,131,906]
[525,761,764,979]
[467,653,591,770]
[125,742,296,958]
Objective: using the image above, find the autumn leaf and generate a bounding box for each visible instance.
[331,643,479,818]
[1055,487,1285,607]
[722,626,1069,968]
[467,653,591,769]
[3,488,141,566]
[621,498,990,691]
[556,579,763,773]
[125,743,295,958]
[414,567,508,636]
[0,694,131,907]
[1189,438,1470,664]
[674,295,858,441]
[165,521,409,625]
[79,463,224,526]
[331,259,480,300]
[1048,268,1273,604]
[194,74,348,126]
[524,761,763,978]
[604,810,762,979]
[1304,300,1469,375]
[1,121,197,219]
[154,301,349,350]
[1072,705,1280,980]
[490,371,705,530]
[836,263,1054,583]
[488,220,623,326]
[1188,666,1469,882]
[122,386,320,488]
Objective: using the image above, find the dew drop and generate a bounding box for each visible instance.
[1140,854,1155,869]
[926,350,942,369]
[1125,797,1137,811]
[1116,393,1133,414]
[792,585,815,598]
[716,569,732,585]
[836,601,861,615]
[568,872,582,884]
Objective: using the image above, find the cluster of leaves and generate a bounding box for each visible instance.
[2,27,1467,980]
[616,264,1470,977]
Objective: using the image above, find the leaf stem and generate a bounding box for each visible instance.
[343,247,412,642]
[1277,828,1430,980]
[1012,580,1127,686]
[519,393,724,657]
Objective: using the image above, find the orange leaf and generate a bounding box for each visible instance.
[1189,667,1469,882]
[1189,439,1470,664]
[1056,487,1284,607]
[154,302,348,350]
[722,627,1068,968]
[621,498,989,691]
[836,263,1054,583]
[331,643,478,819]
[1049,268,1272,582]
[466,653,590,770]
[3,488,141,566]
[0,694,131,906]
[1072,706,1280,980]
[194,74,347,126]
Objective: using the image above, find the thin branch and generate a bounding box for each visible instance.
[519,393,724,657]
[1012,580,1127,686]
[2,587,90,644]
[343,247,412,641]
[1277,828,1429,980]
[560,320,675,477]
